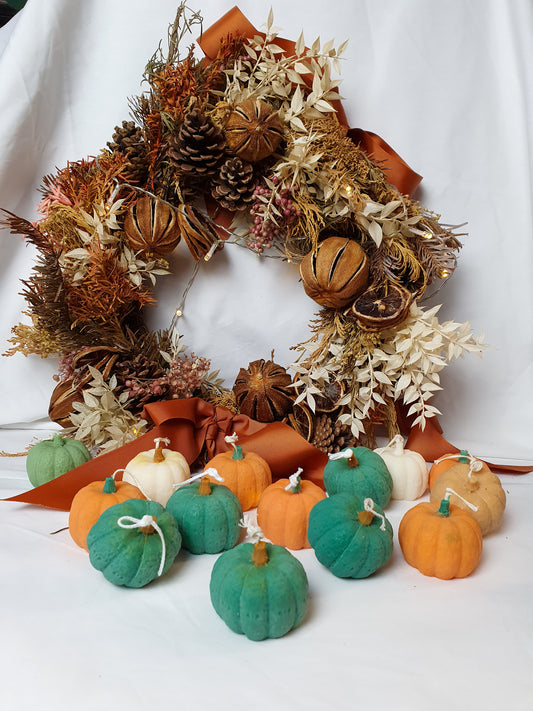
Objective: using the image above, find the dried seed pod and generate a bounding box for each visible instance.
[49,348,120,426]
[123,195,181,257]
[347,282,412,331]
[224,99,284,163]
[299,237,369,309]
[177,203,220,260]
[233,358,294,422]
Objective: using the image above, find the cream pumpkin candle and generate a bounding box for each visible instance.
[374,434,428,500]
[122,436,190,505]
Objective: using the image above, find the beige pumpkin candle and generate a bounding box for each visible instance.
[123,437,190,505]
[429,454,506,535]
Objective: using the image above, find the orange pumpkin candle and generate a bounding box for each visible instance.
[257,468,326,550]
[204,433,272,511]
[399,489,483,579]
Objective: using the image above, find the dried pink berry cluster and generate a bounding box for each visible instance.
[166,352,211,399]
[248,177,301,253]
[124,353,210,403]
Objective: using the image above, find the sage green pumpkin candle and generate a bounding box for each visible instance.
[209,539,308,641]
[166,476,242,554]
[87,499,181,588]
[308,493,393,578]
[323,446,393,507]
[26,434,91,488]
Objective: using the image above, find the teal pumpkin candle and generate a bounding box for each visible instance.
[307,493,393,578]
[323,446,393,507]
[26,434,91,488]
[166,475,243,554]
[87,499,181,588]
[209,540,308,641]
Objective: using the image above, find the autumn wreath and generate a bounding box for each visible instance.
[2,5,484,459]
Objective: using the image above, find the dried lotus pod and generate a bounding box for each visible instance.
[49,348,120,427]
[177,203,220,260]
[49,377,84,428]
[123,195,181,257]
[224,99,284,163]
[233,359,294,422]
[347,282,412,331]
[299,237,369,309]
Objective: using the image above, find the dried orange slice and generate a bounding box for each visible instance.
[348,282,412,331]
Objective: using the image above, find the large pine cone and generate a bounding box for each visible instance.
[233,358,294,422]
[211,157,256,211]
[168,104,225,181]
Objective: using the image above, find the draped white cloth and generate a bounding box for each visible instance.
[0,2,532,710]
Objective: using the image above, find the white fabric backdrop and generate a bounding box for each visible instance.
[1,3,533,711]
[0,0,532,463]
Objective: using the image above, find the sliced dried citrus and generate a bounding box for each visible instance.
[347,282,412,331]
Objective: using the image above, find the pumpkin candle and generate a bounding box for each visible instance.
[399,488,483,579]
[256,468,326,549]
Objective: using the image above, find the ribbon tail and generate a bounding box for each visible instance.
[406,419,533,474]
[348,128,422,196]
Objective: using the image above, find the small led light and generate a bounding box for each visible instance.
[439,269,450,279]
[175,309,183,317]
[423,231,432,240]
[204,242,219,261]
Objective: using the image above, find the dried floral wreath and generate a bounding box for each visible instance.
[2,5,484,457]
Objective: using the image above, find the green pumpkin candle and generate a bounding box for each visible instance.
[166,470,243,554]
[210,539,309,641]
[26,433,91,488]
[308,493,393,578]
[87,498,181,588]
[323,446,393,507]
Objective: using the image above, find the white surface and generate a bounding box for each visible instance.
[0,2,532,709]
[1,429,532,711]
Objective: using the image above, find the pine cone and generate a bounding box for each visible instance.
[311,413,357,453]
[108,121,142,153]
[168,105,225,181]
[113,353,170,410]
[211,157,256,211]
[108,120,148,185]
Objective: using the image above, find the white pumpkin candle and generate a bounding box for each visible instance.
[374,434,428,500]
[123,437,190,505]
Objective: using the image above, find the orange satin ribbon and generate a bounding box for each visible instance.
[198,6,422,196]
[4,398,328,511]
[405,419,532,474]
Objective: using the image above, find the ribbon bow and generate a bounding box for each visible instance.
[4,398,328,511]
